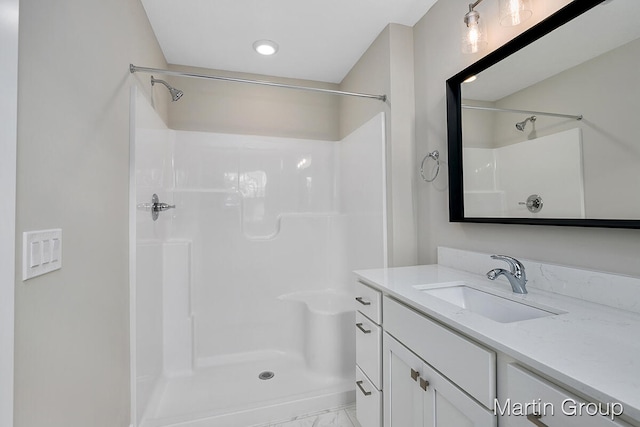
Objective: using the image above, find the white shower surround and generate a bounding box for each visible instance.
[131,90,386,427]
[463,128,585,218]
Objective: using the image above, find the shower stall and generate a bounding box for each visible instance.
[130,87,387,427]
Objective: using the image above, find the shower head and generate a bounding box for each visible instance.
[151,76,184,102]
[515,115,536,131]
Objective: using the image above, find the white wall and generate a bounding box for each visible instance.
[340,113,388,273]
[415,0,640,276]
[171,131,343,362]
[0,0,18,426]
[15,0,168,426]
[167,117,386,364]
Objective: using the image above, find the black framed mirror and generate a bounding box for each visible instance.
[446,0,640,228]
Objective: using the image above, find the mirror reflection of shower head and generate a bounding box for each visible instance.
[515,115,536,131]
[151,76,184,102]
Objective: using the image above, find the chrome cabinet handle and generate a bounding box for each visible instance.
[526,413,548,427]
[410,369,419,381]
[355,297,371,306]
[356,380,372,396]
[356,323,371,334]
[419,377,430,391]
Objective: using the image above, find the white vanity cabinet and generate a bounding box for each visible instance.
[355,281,383,427]
[355,262,640,427]
[382,296,497,427]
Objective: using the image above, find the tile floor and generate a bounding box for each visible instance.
[256,404,361,427]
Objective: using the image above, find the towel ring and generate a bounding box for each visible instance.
[420,150,440,182]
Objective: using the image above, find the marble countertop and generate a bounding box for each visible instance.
[355,264,640,422]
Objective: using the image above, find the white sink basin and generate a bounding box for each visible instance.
[414,282,560,323]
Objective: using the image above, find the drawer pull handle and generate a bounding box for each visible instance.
[410,369,419,381]
[526,413,548,427]
[356,380,372,396]
[355,297,371,306]
[356,323,371,334]
[419,377,430,391]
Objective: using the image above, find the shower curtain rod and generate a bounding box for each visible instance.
[462,104,582,121]
[130,64,387,102]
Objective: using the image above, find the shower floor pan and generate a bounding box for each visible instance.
[139,351,354,427]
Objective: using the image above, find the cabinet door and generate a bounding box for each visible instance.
[421,361,496,427]
[383,333,425,427]
[384,332,496,427]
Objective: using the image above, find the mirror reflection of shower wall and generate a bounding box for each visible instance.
[461,0,640,220]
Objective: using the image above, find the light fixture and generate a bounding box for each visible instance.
[253,40,279,56]
[463,75,477,83]
[499,0,533,27]
[462,1,488,54]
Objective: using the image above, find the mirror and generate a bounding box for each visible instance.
[446,0,640,228]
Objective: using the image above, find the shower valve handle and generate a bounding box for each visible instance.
[153,202,175,212]
[150,194,175,221]
[518,194,543,213]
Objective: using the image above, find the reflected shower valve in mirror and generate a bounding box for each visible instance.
[519,195,543,213]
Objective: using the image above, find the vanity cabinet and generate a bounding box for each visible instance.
[355,263,640,427]
[355,281,383,427]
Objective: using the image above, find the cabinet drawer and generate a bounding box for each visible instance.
[356,365,382,427]
[356,311,382,389]
[355,281,382,324]
[504,364,630,427]
[383,296,496,408]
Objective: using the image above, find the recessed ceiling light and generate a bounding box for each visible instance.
[253,40,279,56]
[463,75,477,83]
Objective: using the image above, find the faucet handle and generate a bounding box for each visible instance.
[490,255,526,280]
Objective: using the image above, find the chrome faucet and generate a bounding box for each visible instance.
[486,255,528,294]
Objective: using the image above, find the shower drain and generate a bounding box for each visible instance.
[258,371,275,380]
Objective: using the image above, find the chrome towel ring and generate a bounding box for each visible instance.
[420,150,440,182]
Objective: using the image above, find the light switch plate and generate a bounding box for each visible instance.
[23,229,62,281]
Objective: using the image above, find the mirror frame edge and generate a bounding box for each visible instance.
[446,0,640,229]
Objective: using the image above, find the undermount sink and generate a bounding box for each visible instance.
[414,282,561,323]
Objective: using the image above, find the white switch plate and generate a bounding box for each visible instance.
[23,229,62,281]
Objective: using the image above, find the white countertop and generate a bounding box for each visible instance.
[355,264,640,422]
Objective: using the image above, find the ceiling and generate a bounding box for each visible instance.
[140,0,438,84]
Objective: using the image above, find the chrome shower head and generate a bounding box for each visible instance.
[151,76,184,102]
[515,115,536,131]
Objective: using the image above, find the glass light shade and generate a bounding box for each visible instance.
[461,16,487,54]
[499,0,533,27]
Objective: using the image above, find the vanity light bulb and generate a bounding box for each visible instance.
[462,18,487,54]
[499,0,533,27]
